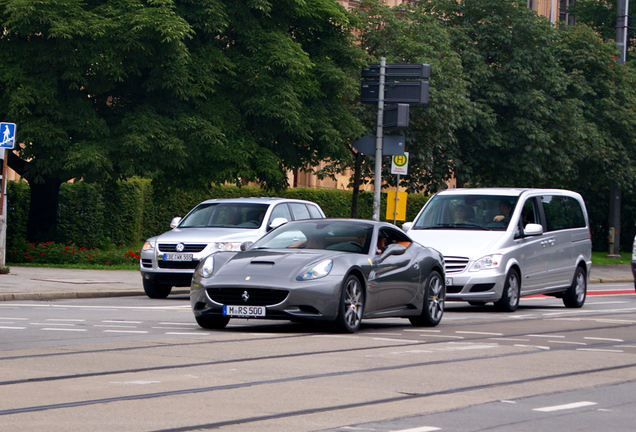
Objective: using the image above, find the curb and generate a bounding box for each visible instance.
[0,287,191,302]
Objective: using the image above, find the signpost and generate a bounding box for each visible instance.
[0,122,16,269]
[360,59,429,221]
[389,153,409,224]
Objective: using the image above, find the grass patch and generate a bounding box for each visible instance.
[592,251,631,265]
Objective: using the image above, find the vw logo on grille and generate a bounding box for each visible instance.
[242,291,250,302]
[176,243,185,252]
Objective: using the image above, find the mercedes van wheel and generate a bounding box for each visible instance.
[495,269,520,312]
[563,266,586,308]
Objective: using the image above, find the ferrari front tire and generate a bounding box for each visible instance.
[335,275,365,333]
[195,315,230,330]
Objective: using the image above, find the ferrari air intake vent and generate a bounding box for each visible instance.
[207,287,288,306]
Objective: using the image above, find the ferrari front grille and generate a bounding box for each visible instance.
[207,287,289,306]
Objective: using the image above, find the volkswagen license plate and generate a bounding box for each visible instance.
[223,305,266,317]
[163,253,193,261]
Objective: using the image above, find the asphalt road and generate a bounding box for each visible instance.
[1,283,635,432]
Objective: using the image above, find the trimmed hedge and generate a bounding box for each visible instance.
[7,179,430,250]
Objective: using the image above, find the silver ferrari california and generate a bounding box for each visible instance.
[191,219,446,333]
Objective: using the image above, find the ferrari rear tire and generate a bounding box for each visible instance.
[334,275,365,333]
[410,270,445,327]
[142,278,172,299]
[195,315,230,330]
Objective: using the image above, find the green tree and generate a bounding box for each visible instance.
[344,0,472,196]
[0,0,366,243]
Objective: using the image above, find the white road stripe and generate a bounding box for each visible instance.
[584,337,624,342]
[534,401,597,412]
[456,331,503,336]
[0,326,26,330]
[389,426,441,432]
[526,334,565,338]
[103,330,148,334]
[41,328,87,332]
[577,348,624,353]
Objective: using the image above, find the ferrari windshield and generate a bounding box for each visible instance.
[253,220,374,254]
[179,203,268,229]
[412,194,518,231]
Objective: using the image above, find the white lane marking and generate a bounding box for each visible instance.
[30,322,77,326]
[489,338,530,342]
[404,329,440,333]
[543,307,636,316]
[548,341,586,345]
[111,381,161,385]
[577,348,624,353]
[46,318,85,322]
[620,345,636,348]
[366,332,405,336]
[165,332,211,336]
[585,301,629,305]
[584,337,624,342]
[389,426,441,432]
[102,320,142,324]
[158,322,198,326]
[103,330,148,334]
[533,401,597,412]
[420,335,464,339]
[312,335,359,339]
[526,334,565,338]
[456,331,503,336]
[0,326,26,330]
[515,344,550,350]
[41,328,87,332]
[373,338,418,343]
[0,317,27,321]
[4,304,180,310]
[94,325,138,329]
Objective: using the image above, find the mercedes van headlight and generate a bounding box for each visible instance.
[469,254,502,272]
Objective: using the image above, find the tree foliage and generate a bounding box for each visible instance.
[0,0,367,242]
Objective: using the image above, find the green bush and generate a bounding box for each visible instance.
[6,180,432,266]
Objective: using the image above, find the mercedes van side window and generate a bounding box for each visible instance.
[515,198,540,238]
[541,195,586,232]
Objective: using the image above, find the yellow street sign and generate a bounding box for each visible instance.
[386,191,407,221]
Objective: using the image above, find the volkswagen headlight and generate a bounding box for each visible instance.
[469,254,502,272]
[199,255,214,278]
[299,260,333,280]
[213,242,242,251]
[142,241,155,251]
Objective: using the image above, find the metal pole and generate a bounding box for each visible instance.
[372,57,386,221]
[617,0,629,64]
[393,174,400,225]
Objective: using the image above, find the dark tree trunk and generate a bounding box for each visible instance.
[26,179,64,244]
[350,152,364,218]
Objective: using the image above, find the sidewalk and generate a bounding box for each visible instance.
[0,266,190,301]
[0,264,633,302]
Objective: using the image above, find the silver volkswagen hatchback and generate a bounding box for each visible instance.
[403,188,592,311]
[140,197,325,298]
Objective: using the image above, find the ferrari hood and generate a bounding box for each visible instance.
[215,250,340,278]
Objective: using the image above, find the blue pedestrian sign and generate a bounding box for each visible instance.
[1,122,17,149]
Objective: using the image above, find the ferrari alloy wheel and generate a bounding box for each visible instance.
[495,269,520,312]
[335,275,365,333]
[195,315,230,330]
[563,266,586,308]
[410,270,445,327]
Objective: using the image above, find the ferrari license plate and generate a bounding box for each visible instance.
[163,253,193,261]
[223,305,266,317]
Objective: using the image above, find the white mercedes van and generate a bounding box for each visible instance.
[403,188,592,311]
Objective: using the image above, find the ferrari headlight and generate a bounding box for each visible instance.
[213,242,242,251]
[469,254,502,272]
[142,241,155,251]
[199,255,214,278]
[299,259,333,280]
